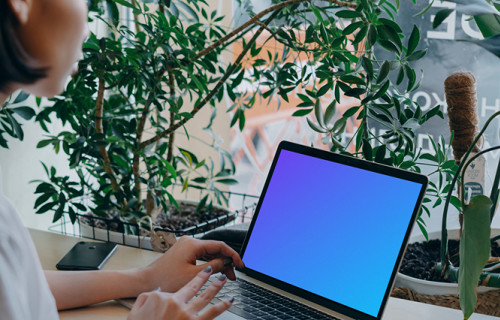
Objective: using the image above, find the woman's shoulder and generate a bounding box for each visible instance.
[0,193,25,235]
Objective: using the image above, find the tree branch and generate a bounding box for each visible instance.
[95,77,120,194]
[140,8,283,149]
[167,71,176,163]
[138,0,358,149]
[131,0,141,33]
[193,0,357,61]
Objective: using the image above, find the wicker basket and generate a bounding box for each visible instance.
[391,286,500,317]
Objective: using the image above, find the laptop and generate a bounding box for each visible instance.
[213,141,428,320]
[119,140,428,319]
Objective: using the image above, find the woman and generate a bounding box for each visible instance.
[0,0,243,319]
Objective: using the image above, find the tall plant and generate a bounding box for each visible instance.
[31,0,449,232]
[232,0,453,238]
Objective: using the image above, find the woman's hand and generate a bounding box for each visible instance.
[128,266,234,320]
[141,236,244,293]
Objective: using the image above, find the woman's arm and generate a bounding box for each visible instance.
[45,236,244,310]
[45,268,147,310]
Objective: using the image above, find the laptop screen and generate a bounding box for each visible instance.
[241,143,427,318]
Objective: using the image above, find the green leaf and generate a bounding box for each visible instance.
[433,8,454,29]
[13,91,30,104]
[377,61,390,84]
[407,25,420,56]
[311,5,325,24]
[336,10,363,19]
[216,178,238,185]
[343,21,364,36]
[12,106,36,120]
[343,106,360,118]
[414,0,434,17]
[297,101,315,108]
[331,117,347,135]
[306,118,327,133]
[406,49,427,61]
[459,195,492,319]
[164,161,177,180]
[375,145,387,163]
[373,80,390,100]
[106,0,120,27]
[474,14,500,38]
[292,108,313,117]
[176,1,200,23]
[6,113,23,140]
[396,66,405,85]
[367,25,377,46]
[324,101,337,125]
[35,201,57,214]
[344,88,366,97]
[379,39,400,55]
[379,18,403,34]
[238,109,245,131]
[361,57,373,79]
[113,0,134,9]
[297,93,313,103]
[34,193,54,209]
[405,65,417,92]
[52,206,64,223]
[317,82,331,97]
[314,99,325,128]
[340,75,366,86]
[362,139,373,161]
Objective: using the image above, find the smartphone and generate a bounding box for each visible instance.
[56,241,117,270]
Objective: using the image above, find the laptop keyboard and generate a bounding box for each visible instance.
[205,276,340,320]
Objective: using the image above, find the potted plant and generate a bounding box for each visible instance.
[31,0,445,241]
[232,0,500,319]
[32,0,247,238]
[434,106,500,318]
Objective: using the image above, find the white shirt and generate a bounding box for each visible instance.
[0,193,59,319]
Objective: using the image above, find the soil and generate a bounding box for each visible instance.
[80,202,234,235]
[400,239,500,282]
[155,203,233,233]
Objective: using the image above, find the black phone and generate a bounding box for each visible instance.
[56,241,117,270]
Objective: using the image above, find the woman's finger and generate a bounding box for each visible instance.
[188,274,227,312]
[174,265,213,302]
[198,298,234,320]
[133,292,151,309]
[191,239,244,268]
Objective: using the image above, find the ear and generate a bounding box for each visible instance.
[6,0,31,24]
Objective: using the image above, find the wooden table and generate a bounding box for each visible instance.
[30,229,500,320]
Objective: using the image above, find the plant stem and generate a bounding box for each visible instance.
[131,0,141,33]
[460,146,500,208]
[95,77,120,194]
[489,158,500,222]
[140,8,282,149]
[133,94,154,200]
[167,72,176,163]
[440,110,500,268]
[134,66,168,200]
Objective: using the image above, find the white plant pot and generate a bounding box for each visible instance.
[395,228,500,295]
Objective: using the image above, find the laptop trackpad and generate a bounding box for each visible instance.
[215,310,245,320]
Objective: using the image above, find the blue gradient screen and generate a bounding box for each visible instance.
[243,150,423,317]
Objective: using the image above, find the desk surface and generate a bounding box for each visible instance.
[30,228,499,320]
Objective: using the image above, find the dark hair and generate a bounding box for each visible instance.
[0,0,47,92]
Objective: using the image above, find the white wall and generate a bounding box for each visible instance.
[0,97,71,230]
